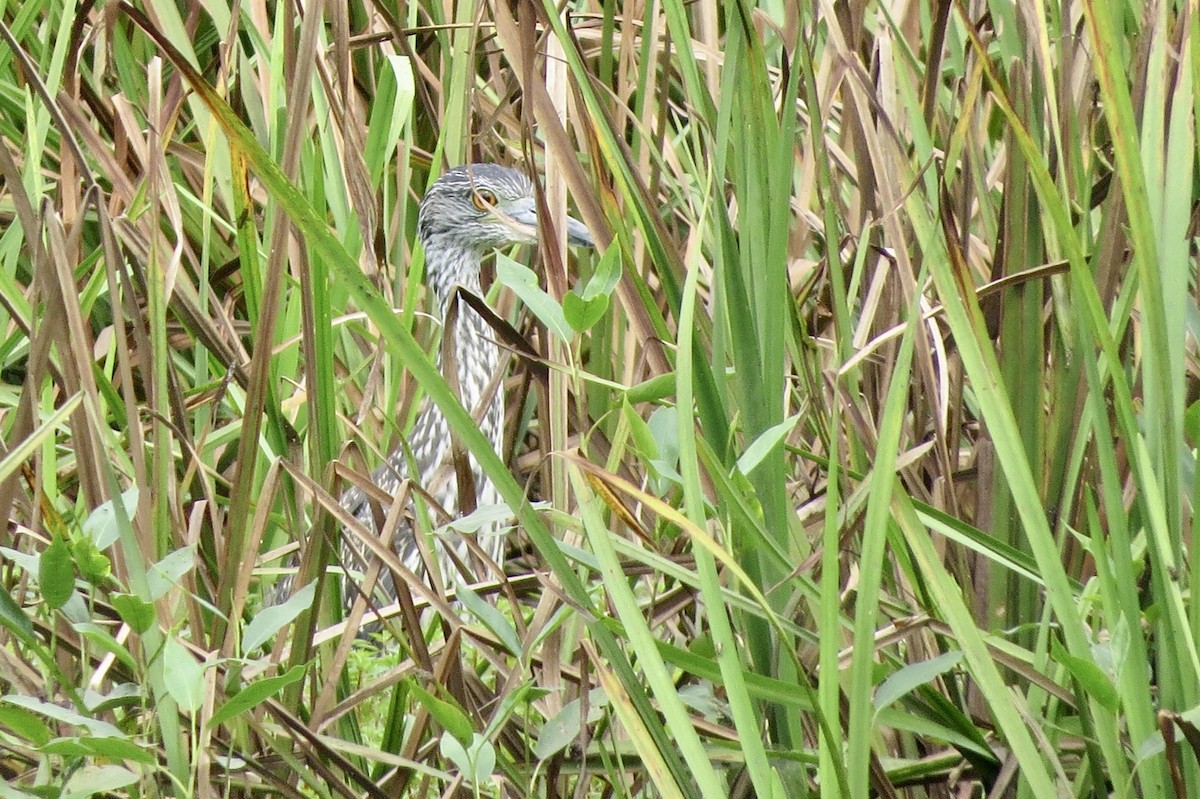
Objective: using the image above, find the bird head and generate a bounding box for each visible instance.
[417,164,594,255]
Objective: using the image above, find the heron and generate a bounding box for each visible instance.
[277,163,593,608]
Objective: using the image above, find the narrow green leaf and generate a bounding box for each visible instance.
[364,54,415,188]
[0,392,81,484]
[455,580,521,657]
[1052,638,1120,713]
[210,665,306,726]
[409,680,474,747]
[242,582,315,653]
[873,651,964,714]
[736,413,801,475]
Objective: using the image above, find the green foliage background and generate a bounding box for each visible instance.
[0,0,1197,797]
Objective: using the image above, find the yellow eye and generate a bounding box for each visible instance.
[472,189,497,211]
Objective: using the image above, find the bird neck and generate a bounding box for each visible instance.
[423,242,484,318]
[421,242,502,431]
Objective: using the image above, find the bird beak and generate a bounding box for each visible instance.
[504,198,594,249]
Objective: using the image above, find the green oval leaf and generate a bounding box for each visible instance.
[62,764,138,799]
[71,536,112,586]
[1051,639,1119,713]
[147,546,196,601]
[579,245,622,300]
[42,736,155,765]
[111,593,156,634]
[39,536,74,610]
[0,586,37,647]
[0,704,52,747]
[563,290,609,332]
[73,623,137,672]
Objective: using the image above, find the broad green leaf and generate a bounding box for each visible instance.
[1052,639,1120,713]
[535,688,607,760]
[86,684,143,715]
[579,244,622,300]
[439,731,470,775]
[42,736,156,765]
[624,373,676,405]
[439,732,494,786]
[0,704,51,747]
[677,682,728,721]
[563,290,609,332]
[623,397,660,457]
[0,584,37,647]
[61,764,138,799]
[70,536,111,585]
[470,736,496,784]
[73,623,137,671]
[646,405,682,486]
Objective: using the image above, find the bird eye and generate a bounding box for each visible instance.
[472,189,497,211]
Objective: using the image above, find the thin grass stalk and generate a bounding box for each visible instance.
[677,176,781,797]
[571,469,722,799]
[993,68,1046,647]
[845,253,922,797]
[956,10,1166,790]
[704,6,811,752]
[930,186,1135,797]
